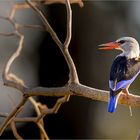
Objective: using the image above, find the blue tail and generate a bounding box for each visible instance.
[108,90,119,113]
[108,95,117,113]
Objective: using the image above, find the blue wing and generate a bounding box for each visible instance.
[109,71,140,91]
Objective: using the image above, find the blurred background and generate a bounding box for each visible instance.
[0,0,140,139]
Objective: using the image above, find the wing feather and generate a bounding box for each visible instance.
[109,56,140,91]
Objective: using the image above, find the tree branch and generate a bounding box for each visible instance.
[64,0,72,48]
[0,96,28,135]
[26,83,140,107]
[11,122,24,140]
[29,97,47,139]
[26,0,63,49]
[41,0,84,7]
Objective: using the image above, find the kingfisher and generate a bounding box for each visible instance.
[99,37,140,113]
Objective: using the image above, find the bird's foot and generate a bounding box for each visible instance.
[122,88,130,97]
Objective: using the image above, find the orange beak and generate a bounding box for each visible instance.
[98,42,120,50]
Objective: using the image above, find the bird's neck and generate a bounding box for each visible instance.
[119,50,139,59]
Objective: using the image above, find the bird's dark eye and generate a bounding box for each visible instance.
[118,40,125,44]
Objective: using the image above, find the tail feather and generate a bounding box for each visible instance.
[108,95,117,113]
[108,90,120,113]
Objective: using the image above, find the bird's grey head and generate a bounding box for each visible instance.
[116,37,140,58]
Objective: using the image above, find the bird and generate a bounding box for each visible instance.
[99,37,140,113]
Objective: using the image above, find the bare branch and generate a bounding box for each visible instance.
[0,32,14,36]
[71,84,140,107]
[29,97,47,139]
[44,95,70,114]
[41,0,84,7]
[63,0,79,83]
[2,31,27,92]
[0,112,37,122]
[0,96,28,135]
[0,112,9,118]
[9,2,37,20]
[27,86,72,96]
[36,95,70,123]
[64,0,72,48]
[26,0,63,49]
[26,83,140,107]
[19,24,45,31]
[11,122,24,140]
[63,48,79,83]
[26,0,79,84]
[37,122,49,140]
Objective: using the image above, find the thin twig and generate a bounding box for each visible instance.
[26,0,63,49]
[0,112,9,118]
[19,24,45,31]
[36,95,70,123]
[37,122,49,140]
[41,0,84,7]
[0,112,37,122]
[2,31,27,92]
[0,96,28,135]
[29,97,47,139]
[64,0,72,48]
[11,122,24,140]
[0,32,15,36]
